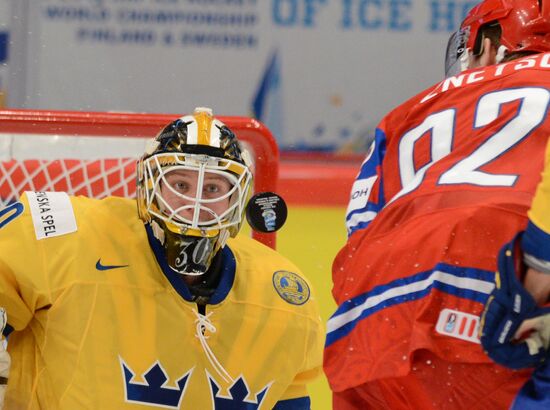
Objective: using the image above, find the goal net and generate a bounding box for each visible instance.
[0,109,279,247]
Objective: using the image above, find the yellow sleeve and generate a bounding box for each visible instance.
[280,298,325,403]
[528,139,550,233]
[280,368,322,400]
[522,140,550,266]
[0,196,49,331]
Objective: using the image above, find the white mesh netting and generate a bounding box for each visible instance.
[0,158,138,206]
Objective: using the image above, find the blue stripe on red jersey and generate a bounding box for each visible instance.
[345,130,387,236]
[325,263,495,347]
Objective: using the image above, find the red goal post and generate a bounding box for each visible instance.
[0,109,279,248]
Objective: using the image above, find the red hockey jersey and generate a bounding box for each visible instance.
[325,53,550,393]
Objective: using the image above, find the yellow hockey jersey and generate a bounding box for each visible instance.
[0,192,324,409]
[523,139,550,266]
[529,139,550,234]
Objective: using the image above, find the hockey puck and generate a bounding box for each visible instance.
[245,192,287,233]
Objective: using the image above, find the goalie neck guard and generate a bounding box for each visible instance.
[137,107,253,276]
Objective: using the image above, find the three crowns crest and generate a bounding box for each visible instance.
[120,358,272,409]
[120,358,191,408]
[208,371,272,409]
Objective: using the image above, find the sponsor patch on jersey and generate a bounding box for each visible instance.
[27,191,77,240]
[347,176,377,215]
[272,271,310,305]
[435,308,481,344]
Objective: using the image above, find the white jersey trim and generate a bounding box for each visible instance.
[327,270,494,333]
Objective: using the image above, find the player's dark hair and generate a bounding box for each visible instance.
[501,50,540,62]
[477,21,542,62]
[474,22,502,55]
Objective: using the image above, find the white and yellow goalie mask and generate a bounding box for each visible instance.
[137,107,253,276]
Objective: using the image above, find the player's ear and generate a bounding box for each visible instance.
[478,37,498,67]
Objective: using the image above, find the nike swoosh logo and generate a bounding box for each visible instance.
[96,259,129,271]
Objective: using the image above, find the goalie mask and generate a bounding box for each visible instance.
[445,0,550,77]
[137,107,253,276]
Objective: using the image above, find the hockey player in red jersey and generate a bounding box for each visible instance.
[325,1,550,408]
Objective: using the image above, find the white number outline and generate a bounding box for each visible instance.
[395,87,549,201]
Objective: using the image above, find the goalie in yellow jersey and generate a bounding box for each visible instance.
[0,107,324,409]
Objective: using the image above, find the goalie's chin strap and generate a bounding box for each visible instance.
[193,309,234,384]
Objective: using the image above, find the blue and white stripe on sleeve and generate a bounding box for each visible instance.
[345,129,387,236]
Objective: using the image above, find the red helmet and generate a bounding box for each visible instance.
[446,0,550,76]
[462,0,550,54]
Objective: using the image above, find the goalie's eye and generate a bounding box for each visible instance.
[164,173,193,195]
[202,177,232,199]
[173,181,190,194]
[204,183,220,194]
